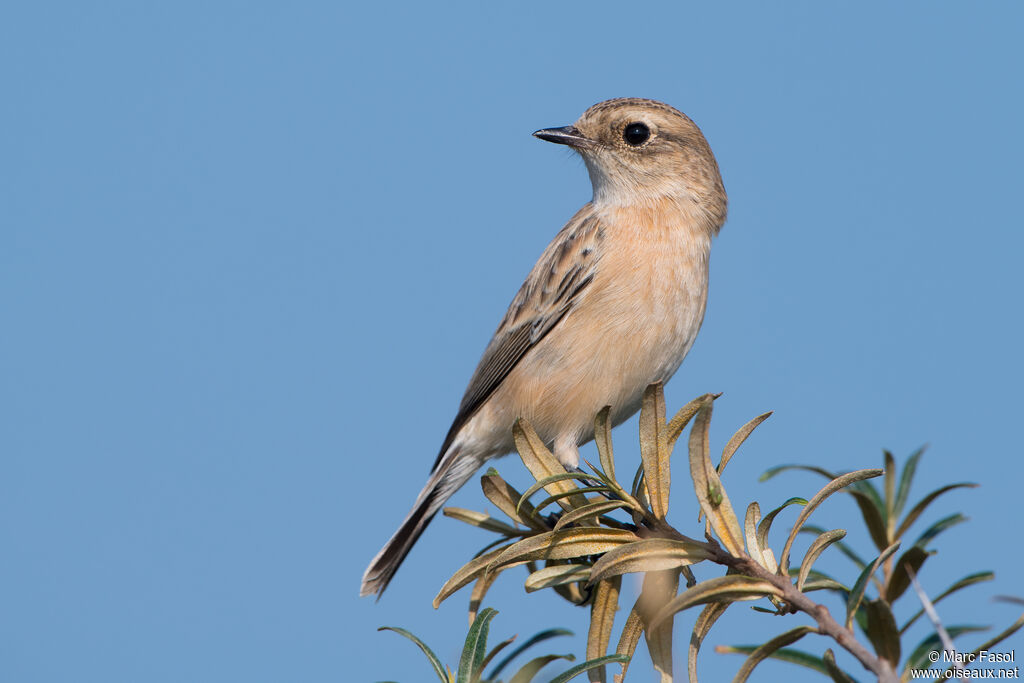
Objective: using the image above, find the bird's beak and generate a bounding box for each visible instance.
[532,126,594,149]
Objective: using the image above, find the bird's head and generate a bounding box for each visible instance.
[534,98,727,232]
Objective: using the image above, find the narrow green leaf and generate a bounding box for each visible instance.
[759,464,838,482]
[900,572,995,634]
[690,602,730,683]
[524,564,592,593]
[853,602,869,634]
[588,538,711,585]
[487,529,637,574]
[517,473,592,515]
[513,418,588,511]
[802,578,850,594]
[893,446,926,519]
[715,645,829,676]
[443,507,526,536]
[378,626,448,683]
[729,626,816,683]
[507,655,576,683]
[457,607,498,683]
[779,469,884,576]
[640,569,679,682]
[797,529,847,592]
[553,500,635,531]
[578,458,615,486]
[749,605,778,614]
[580,457,645,515]
[862,599,900,668]
[487,628,574,680]
[822,649,858,683]
[586,576,621,683]
[613,603,643,683]
[630,463,646,502]
[850,479,884,514]
[651,575,784,630]
[435,545,514,608]
[845,542,900,629]
[757,497,807,566]
[745,502,771,570]
[481,472,548,531]
[481,635,517,675]
[848,491,889,551]
[639,382,671,519]
[688,396,746,556]
[913,512,967,549]
[548,655,630,683]
[894,482,978,539]
[995,596,1024,605]
[532,487,616,515]
[719,411,772,476]
[793,566,849,588]
[666,393,716,447]
[885,546,930,603]
[800,524,867,570]
[594,405,616,481]
[883,450,897,528]
[469,568,500,624]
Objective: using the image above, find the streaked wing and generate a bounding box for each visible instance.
[432,205,605,469]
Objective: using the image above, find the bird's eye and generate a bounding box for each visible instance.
[623,122,650,146]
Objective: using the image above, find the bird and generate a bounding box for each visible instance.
[361,98,727,598]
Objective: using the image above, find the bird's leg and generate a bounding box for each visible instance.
[554,436,621,500]
[553,436,581,470]
[554,438,599,486]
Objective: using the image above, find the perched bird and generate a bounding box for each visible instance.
[361,98,727,597]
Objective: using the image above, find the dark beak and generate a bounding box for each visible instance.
[532,125,593,149]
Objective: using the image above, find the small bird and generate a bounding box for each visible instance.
[361,98,727,597]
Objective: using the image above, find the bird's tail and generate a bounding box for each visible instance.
[360,446,478,598]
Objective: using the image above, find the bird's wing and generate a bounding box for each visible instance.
[432,205,605,469]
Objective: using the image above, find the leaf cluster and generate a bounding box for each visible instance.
[379,608,627,683]
[752,452,1023,680]
[390,386,1022,682]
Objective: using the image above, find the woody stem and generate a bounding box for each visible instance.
[652,523,898,683]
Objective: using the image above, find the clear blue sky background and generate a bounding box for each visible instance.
[3,3,1022,682]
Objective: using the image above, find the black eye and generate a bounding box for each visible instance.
[623,122,650,146]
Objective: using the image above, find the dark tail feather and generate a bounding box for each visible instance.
[360,447,475,598]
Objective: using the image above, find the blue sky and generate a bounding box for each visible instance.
[2,2,1022,682]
